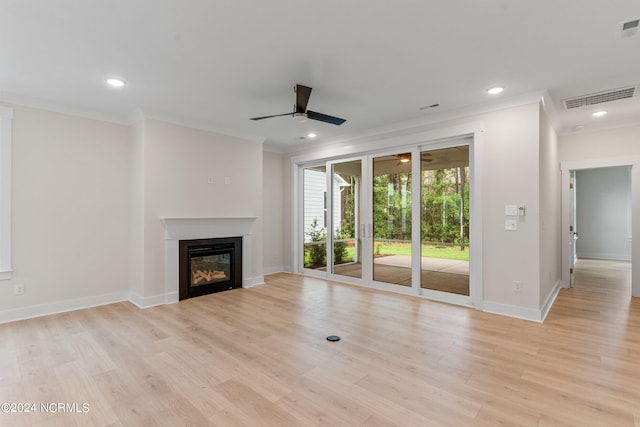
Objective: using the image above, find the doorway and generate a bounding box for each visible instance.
[561,158,639,298]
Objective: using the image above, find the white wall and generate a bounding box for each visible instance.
[262,150,284,274]
[559,124,640,298]
[136,119,264,301]
[539,104,562,309]
[282,102,548,318]
[1,105,131,317]
[559,125,640,160]
[479,104,541,310]
[0,103,267,322]
[130,120,145,297]
[576,166,631,260]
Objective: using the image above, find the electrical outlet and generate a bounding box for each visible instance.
[207,176,214,184]
[513,281,522,292]
[14,283,24,295]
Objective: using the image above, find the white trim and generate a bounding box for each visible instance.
[0,95,267,145]
[576,252,632,261]
[0,291,130,324]
[243,276,265,288]
[129,109,266,145]
[0,91,128,125]
[281,92,544,154]
[128,292,167,309]
[561,156,640,172]
[0,106,13,280]
[561,157,640,298]
[482,300,545,323]
[291,122,483,164]
[420,288,474,307]
[540,280,562,322]
[161,217,257,240]
[540,91,561,132]
[469,129,484,310]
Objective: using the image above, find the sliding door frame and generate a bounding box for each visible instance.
[291,123,484,309]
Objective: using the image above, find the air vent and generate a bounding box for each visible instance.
[563,87,637,110]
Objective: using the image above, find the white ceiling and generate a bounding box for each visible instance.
[2,1,639,152]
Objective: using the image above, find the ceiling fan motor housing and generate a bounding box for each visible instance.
[293,112,308,122]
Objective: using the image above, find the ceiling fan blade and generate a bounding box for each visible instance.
[249,113,292,121]
[307,110,346,125]
[295,84,312,113]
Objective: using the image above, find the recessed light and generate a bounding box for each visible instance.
[307,133,317,138]
[592,110,607,117]
[487,86,505,95]
[106,78,126,87]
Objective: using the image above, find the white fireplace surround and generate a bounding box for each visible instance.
[161,217,257,303]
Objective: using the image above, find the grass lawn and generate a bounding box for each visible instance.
[374,241,469,261]
[305,241,469,267]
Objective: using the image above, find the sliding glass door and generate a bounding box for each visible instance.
[302,165,328,271]
[372,152,412,287]
[330,159,362,279]
[301,160,363,279]
[420,146,470,295]
[299,141,472,302]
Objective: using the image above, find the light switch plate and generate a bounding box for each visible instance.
[505,219,517,231]
[505,205,518,216]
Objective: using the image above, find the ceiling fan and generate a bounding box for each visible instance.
[394,152,433,165]
[250,84,346,125]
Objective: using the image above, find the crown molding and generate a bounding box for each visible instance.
[541,91,561,131]
[0,91,129,125]
[557,117,640,137]
[282,90,546,154]
[128,108,266,144]
[0,92,267,144]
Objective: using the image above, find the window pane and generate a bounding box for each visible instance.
[372,153,412,286]
[420,146,470,295]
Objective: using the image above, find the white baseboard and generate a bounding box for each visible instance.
[0,291,129,324]
[128,292,168,309]
[482,300,545,323]
[243,276,265,288]
[577,252,631,261]
[0,275,275,324]
[540,280,561,322]
[263,265,285,275]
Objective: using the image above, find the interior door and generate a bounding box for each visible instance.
[569,170,577,287]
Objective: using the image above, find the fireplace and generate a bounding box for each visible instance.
[178,237,242,300]
[161,217,257,304]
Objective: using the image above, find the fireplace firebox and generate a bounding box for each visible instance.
[178,237,242,300]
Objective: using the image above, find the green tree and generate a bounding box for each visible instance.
[305,218,326,268]
[333,226,348,264]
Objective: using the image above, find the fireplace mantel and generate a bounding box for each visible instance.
[161,217,256,240]
[161,217,257,303]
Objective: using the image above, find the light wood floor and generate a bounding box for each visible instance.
[1,259,639,426]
